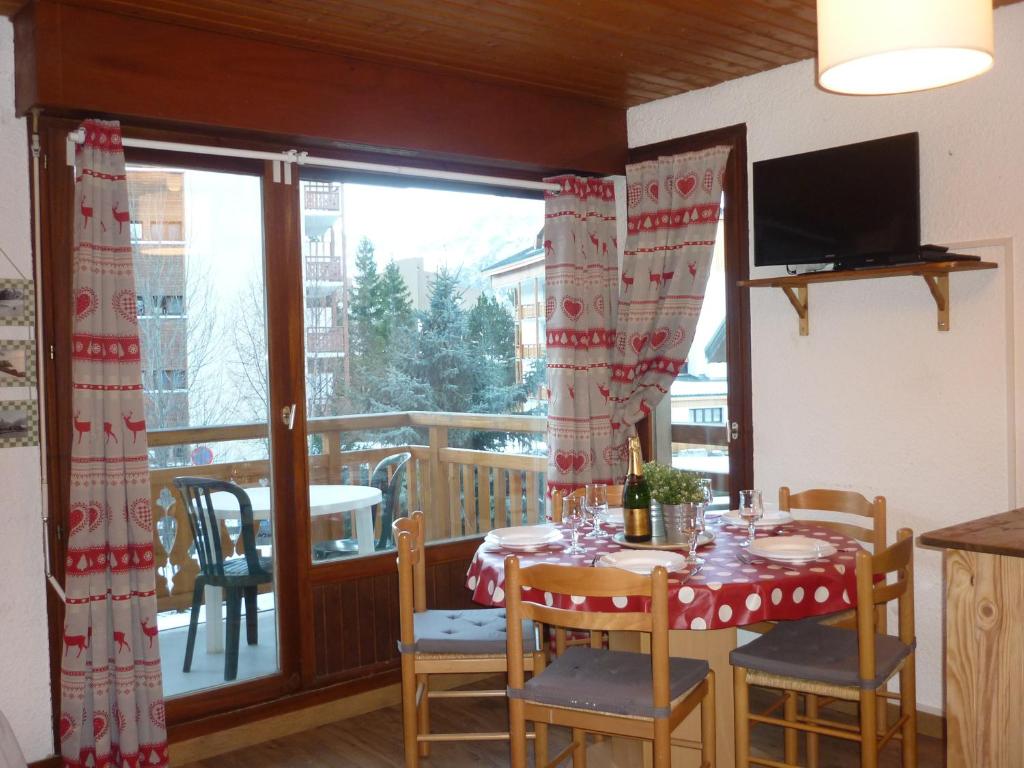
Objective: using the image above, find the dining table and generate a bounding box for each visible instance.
[466,513,864,767]
[203,483,383,653]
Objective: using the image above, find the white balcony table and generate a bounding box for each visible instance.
[203,483,383,653]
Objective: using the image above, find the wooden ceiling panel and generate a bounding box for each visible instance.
[5,0,1020,107]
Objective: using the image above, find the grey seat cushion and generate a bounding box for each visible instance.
[402,609,537,655]
[730,619,914,689]
[509,646,709,718]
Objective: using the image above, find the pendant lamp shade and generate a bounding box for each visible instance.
[817,0,994,95]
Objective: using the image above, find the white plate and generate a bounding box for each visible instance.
[597,550,688,575]
[748,535,836,562]
[485,528,565,548]
[613,530,715,550]
[722,509,794,528]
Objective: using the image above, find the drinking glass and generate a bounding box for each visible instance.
[564,496,586,554]
[584,483,610,539]
[738,489,763,547]
[699,478,715,510]
[682,504,705,568]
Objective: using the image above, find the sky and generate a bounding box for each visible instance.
[337,183,544,274]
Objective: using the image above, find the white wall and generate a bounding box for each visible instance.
[0,18,55,762]
[629,3,1024,714]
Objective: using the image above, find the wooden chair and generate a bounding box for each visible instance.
[505,557,716,768]
[549,485,624,656]
[550,484,623,523]
[731,528,917,768]
[173,477,274,681]
[393,511,544,768]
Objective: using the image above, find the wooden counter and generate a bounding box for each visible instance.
[920,509,1024,768]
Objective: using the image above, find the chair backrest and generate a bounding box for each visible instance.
[173,476,267,578]
[504,558,672,712]
[370,451,412,549]
[551,484,624,523]
[393,511,427,640]
[855,527,915,683]
[779,486,886,553]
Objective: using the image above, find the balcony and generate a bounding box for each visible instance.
[305,256,343,283]
[145,411,546,614]
[306,326,344,354]
[303,183,340,212]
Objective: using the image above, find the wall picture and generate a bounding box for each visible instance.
[0,400,38,447]
[0,341,35,388]
[0,278,33,326]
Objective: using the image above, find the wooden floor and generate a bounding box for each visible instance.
[180,681,943,767]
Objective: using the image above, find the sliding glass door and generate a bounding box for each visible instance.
[126,163,282,697]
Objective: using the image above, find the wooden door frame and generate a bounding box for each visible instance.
[628,124,753,506]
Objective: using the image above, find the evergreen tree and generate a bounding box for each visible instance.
[349,236,382,361]
[379,259,415,348]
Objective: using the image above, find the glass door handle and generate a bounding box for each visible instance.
[729,421,740,441]
[281,404,296,430]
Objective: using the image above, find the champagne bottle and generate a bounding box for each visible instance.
[622,435,652,542]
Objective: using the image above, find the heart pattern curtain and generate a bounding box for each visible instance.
[62,120,169,768]
[543,176,619,497]
[607,146,732,475]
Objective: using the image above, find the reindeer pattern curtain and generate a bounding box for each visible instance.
[61,120,169,768]
[607,146,732,476]
[543,176,619,496]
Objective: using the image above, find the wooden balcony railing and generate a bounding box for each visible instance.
[146,411,547,613]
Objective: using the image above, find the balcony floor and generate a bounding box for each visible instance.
[160,605,278,698]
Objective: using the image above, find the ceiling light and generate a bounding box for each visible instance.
[817,0,994,95]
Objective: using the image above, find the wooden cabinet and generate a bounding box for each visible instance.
[920,510,1024,768]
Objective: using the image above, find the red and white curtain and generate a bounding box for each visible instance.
[609,146,732,465]
[544,147,731,490]
[61,120,169,768]
[544,176,619,497]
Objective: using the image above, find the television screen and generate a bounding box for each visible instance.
[753,133,920,267]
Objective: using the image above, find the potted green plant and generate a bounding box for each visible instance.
[642,461,705,506]
[642,462,709,548]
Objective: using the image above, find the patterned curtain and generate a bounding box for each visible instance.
[61,120,169,768]
[543,176,619,496]
[608,146,732,477]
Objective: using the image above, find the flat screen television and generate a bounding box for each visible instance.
[753,133,921,269]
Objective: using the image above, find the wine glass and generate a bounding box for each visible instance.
[584,483,609,539]
[564,496,586,554]
[682,504,705,568]
[699,478,714,511]
[738,489,764,547]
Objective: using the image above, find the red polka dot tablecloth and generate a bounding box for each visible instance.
[466,519,862,630]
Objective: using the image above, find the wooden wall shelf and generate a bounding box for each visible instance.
[738,260,998,335]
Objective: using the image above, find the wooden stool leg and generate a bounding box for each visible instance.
[399,656,418,768]
[535,722,549,768]
[900,662,918,768]
[571,728,588,767]
[806,693,819,768]
[733,667,750,768]
[416,674,430,758]
[701,670,716,768]
[859,688,878,768]
[783,690,798,765]
[509,698,528,768]
[652,718,670,768]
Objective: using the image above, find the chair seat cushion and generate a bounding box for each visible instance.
[509,646,709,718]
[730,619,914,690]
[403,609,537,655]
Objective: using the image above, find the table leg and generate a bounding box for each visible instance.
[355,506,376,555]
[205,585,224,653]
